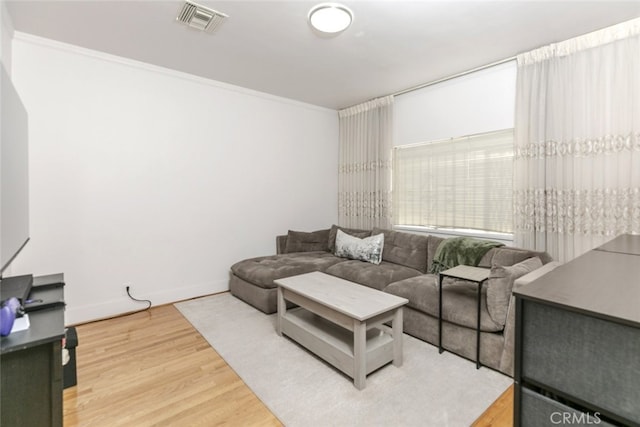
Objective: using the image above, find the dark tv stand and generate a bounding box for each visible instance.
[0,273,65,427]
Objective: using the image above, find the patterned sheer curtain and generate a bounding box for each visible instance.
[514,18,640,263]
[338,95,393,229]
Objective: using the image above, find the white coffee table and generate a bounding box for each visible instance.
[274,271,408,390]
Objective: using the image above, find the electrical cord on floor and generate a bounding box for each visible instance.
[126,286,152,311]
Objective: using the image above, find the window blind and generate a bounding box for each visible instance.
[393,129,514,234]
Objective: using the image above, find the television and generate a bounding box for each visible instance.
[0,64,30,278]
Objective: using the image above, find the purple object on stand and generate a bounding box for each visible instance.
[0,297,20,336]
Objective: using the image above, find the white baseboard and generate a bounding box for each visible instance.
[64,279,229,325]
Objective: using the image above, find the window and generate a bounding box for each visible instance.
[393,129,514,234]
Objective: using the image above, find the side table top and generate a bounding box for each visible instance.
[439,265,490,282]
[275,272,408,321]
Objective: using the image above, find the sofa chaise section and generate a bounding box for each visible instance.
[230,251,346,314]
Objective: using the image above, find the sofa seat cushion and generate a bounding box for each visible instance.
[231,252,346,289]
[325,260,422,291]
[384,274,503,332]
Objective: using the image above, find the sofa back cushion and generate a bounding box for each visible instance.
[487,256,543,327]
[479,247,552,268]
[426,235,445,273]
[284,229,330,253]
[328,225,371,252]
[373,228,429,273]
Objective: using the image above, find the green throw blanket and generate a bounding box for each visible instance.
[430,237,504,274]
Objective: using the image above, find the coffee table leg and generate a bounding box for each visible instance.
[393,307,403,367]
[353,320,367,390]
[276,286,285,336]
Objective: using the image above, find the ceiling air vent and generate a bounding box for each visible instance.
[176,1,228,33]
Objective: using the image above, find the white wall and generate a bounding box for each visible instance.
[0,0,13,72]
[11,33,338,324]
[394,60,516,145]
[0,2,14,276]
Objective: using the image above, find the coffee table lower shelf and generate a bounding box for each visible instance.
[281,307,394,382]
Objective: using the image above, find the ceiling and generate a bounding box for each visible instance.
[6,0,640,110]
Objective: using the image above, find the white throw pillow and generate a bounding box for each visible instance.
[334,229,384,265]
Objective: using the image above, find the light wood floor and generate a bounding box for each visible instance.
[472,384,514,427]
[63,302,281,426]
[64,299,513,426]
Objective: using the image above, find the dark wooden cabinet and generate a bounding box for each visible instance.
[1,274,65,427]
[514,235,640,427]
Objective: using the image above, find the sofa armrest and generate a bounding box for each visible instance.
[499,261,562,376]
[513,261,562,291]
[276,235,288,255]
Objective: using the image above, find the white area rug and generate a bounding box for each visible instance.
[175,293,512,427]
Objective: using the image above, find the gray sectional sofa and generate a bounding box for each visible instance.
[229,225,557,376]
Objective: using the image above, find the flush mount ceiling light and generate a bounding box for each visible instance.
[308,3,353,34]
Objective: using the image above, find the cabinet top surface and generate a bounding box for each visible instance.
[595,233,640,256]
[1,307,65,353]
[275,272,408,321]
[515,245,640,327]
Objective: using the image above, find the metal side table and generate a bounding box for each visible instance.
[438,265,490,369]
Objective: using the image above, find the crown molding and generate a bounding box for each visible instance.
[13,31,336,114]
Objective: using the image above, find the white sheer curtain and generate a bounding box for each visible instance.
[514,18,640,262]
[338,96,393,229]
